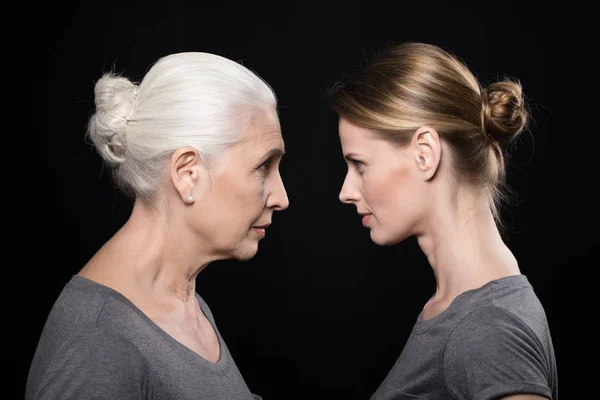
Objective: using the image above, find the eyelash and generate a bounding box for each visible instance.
[257,159,273,176]
[350,160,365,173]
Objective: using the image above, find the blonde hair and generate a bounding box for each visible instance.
[87,52,277,203]
[328,42,529,223]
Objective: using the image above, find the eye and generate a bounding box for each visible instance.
[256,159,273,177]
[261,160,272,171]
[350,159,366,174]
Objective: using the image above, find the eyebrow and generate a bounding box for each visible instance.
[261,147,286,162]
[344,152,361,162]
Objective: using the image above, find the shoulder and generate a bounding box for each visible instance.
[66,326,145,360]
[445,305,546,366]
[444,306,553,400]
[33,328,148,399]
[449,305,535,343]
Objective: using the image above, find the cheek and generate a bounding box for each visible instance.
[366,164,413,210]
[367,164,422,243]
[215,174,266,225]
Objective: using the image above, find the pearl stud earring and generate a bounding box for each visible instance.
[187,195,194,204]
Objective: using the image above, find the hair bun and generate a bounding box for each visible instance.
[87,73,138,165]
[481,80,529,145]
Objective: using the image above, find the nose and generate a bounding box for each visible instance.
[339,173,359,204]
[267,171,289,211]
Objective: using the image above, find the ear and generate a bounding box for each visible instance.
[169,147,206,205]
[412,126,441,181]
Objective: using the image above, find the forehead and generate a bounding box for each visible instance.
[338,118,375,146]
[238,110,284,152]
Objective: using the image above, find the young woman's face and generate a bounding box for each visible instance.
[338,118,428,245]
[193,110,289,260]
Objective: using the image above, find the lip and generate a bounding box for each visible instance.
[253,223,271,229]
[252,227,266,237]
[252,223,270,238]
[360,214,372,226]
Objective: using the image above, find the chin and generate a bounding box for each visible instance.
[232,241,260,261]
[370,229,411,246]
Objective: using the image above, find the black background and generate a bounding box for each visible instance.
[24,1,597,398]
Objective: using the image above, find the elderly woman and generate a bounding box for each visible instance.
[27,52,288,400]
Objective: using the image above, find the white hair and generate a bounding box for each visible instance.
[86,52,277,202]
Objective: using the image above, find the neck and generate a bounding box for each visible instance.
[416,187,520,303]
[81,199,216,302]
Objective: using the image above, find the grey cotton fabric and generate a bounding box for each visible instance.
[370,275,558,400]
[26,275,262,400]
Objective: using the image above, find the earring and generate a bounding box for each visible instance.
[187,195,194,204]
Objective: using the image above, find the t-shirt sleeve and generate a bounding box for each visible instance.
[444,306,553,400]
[32,329,147,399]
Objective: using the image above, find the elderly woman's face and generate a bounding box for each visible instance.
[197,110,289,260]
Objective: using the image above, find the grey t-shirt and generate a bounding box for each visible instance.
[26,275,262,400]
[370,275,558,399]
